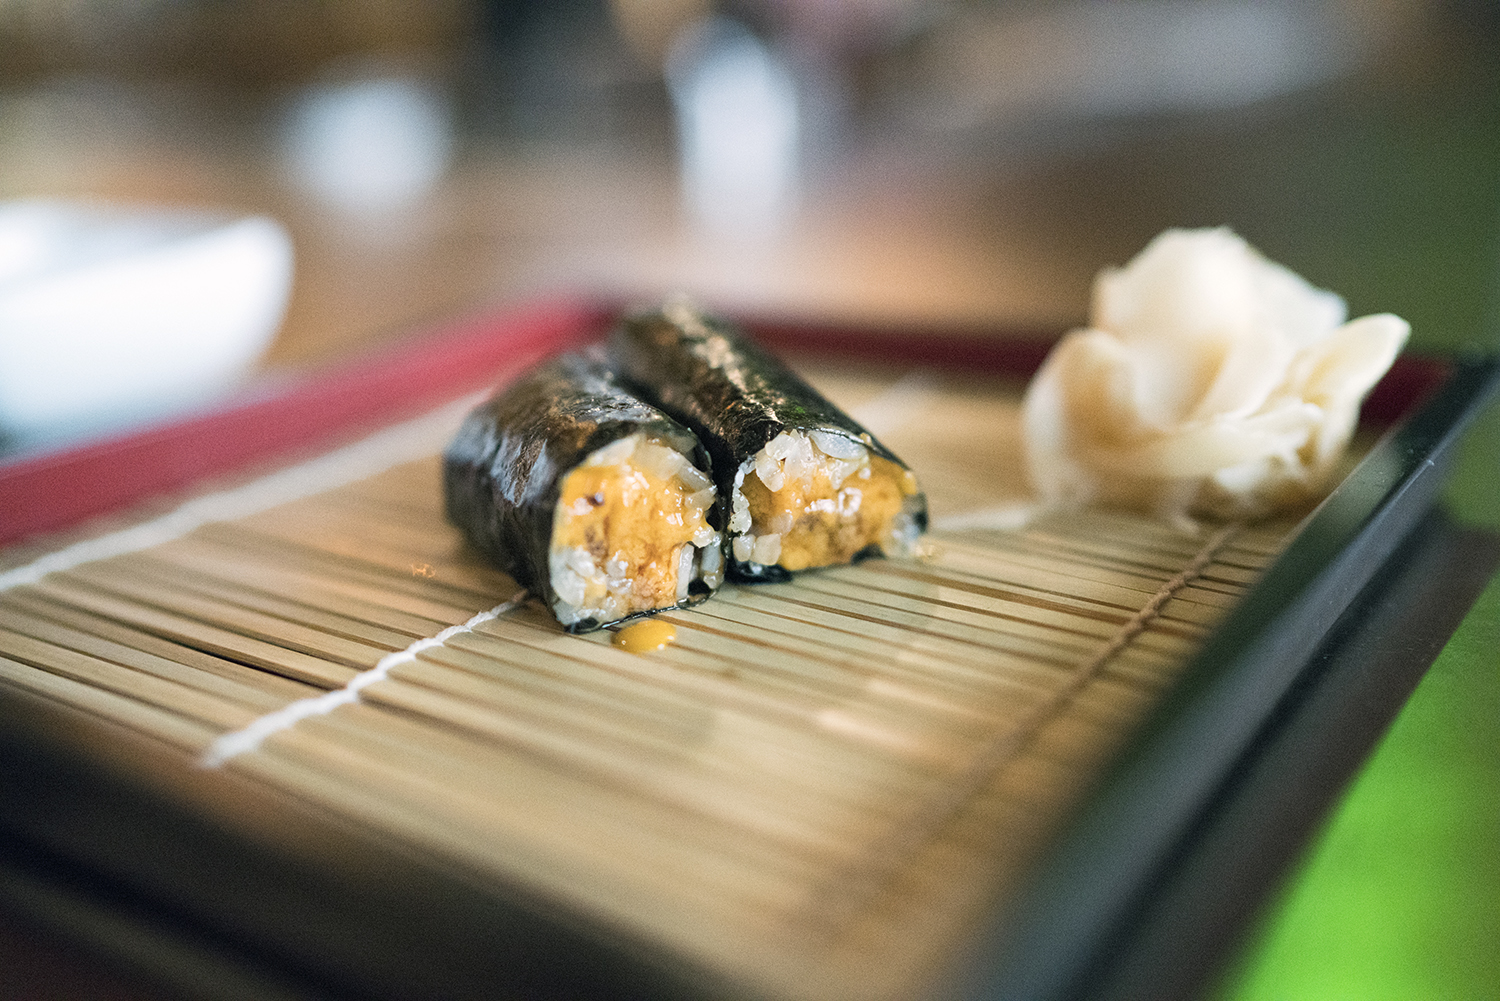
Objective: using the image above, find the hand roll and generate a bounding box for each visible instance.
[609,300,926,582]
[444,350,724,631]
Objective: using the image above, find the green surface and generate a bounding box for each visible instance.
[1446,402,1500,529]
[1213,566,1500,1001]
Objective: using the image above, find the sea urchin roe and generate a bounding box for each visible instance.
[549,434,720,625]
[611,618,677,653]
[729,430,921,572]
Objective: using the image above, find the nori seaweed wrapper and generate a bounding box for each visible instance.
[443,349,721,631]
[608,300,928,582]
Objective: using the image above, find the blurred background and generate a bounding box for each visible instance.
[3,1,1497,374]
[2,0,1499,998]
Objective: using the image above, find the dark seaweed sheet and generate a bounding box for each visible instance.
[443,349,719,631]
[608,303,929,582]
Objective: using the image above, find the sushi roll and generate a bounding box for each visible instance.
[444,350,723,631]
[609,300,927,583]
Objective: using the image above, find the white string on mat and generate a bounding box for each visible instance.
[199,591,528,768]
[933,503,1039,533]
[0,394,482,594]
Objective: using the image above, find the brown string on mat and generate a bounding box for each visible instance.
[800,520,1245,935]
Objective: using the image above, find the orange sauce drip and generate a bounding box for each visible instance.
[611,619,677,653]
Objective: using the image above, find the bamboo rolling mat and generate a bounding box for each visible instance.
[0,362,1296,1001]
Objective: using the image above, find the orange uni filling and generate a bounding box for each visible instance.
[741,455,918,571]
[554,459,709,611]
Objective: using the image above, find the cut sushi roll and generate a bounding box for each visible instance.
[444,350,723,631]
[609,300,926,582]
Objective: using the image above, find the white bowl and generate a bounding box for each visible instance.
[0,199,293,446]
